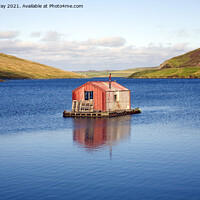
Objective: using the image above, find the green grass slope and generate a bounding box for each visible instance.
[128,48,200,79]
[128,67,200,79]
[0,53,84,79]
[159,48,200,69]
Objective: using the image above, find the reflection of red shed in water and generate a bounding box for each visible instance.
[72,77,131,112]
[73,117,131,151]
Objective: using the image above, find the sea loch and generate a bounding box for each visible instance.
[0,78,200,200]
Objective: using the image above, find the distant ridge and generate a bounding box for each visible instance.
[0,53,84,79]
[128,48,200,79]
[75,67,157,78]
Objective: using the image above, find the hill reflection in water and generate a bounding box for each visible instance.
[72,116,131,153]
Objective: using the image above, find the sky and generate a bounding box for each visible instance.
[0,0,200,71]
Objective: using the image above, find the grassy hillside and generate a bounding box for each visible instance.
[0,53,84,79]
[159,48,200,69]
[128,48,200,79]
[128,67,200,79]
[76,67,156,78]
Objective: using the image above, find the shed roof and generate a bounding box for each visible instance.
[73,81,129,92]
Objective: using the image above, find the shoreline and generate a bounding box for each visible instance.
[0,76,199,80]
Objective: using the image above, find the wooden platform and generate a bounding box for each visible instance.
[63,108,141,118]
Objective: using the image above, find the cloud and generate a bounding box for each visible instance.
[172,43,189,51]
[0,39,39,55]
[30,31,42,37]
[41,31,63,41]
[0,31,19,39]
[85,36,126,47]
[0,35,193,71]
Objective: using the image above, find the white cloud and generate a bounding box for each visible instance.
[0,34,193,71]
[0,31,19,39]
[172,43,189,51]
[30,32,42,37]
[41,31,63,41]
[85,36,126,47]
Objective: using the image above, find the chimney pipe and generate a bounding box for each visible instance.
[109,73,111,89]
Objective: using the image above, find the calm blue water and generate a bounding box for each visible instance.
[0,78,200,200]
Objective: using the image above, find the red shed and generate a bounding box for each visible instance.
[72,79,131,112]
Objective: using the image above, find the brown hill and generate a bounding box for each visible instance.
[128,48,200,79]
[159,48,200,69]
[0,53,84,79]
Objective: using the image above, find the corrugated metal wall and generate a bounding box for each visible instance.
[72,82,131,112]
[106,90,130,111]
[72,83,106,111]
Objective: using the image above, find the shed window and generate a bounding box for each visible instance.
[90,91,93,99]
[85,91,93,100]
[114,94,117,101]
[85,91,89,100]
